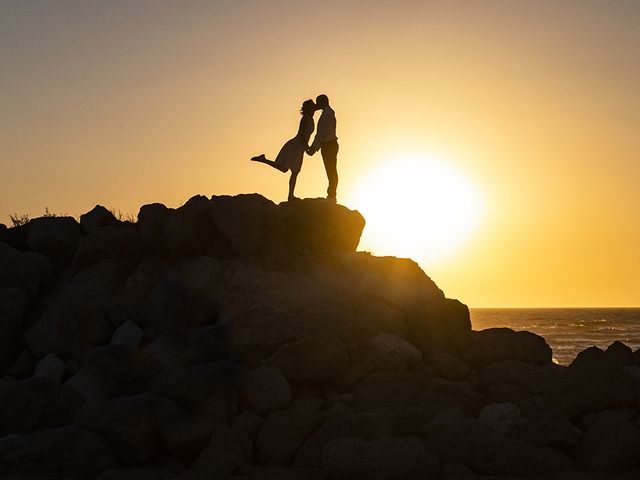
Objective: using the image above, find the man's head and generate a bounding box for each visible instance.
[315,94,329,110]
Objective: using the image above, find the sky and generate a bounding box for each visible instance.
[1,0,639,307]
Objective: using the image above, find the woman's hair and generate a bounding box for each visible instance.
[300,99,316,115]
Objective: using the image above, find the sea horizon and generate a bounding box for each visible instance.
[470,307,640,365]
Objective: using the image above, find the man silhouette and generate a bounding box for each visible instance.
[307,94,339,203]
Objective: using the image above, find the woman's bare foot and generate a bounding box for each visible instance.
[288,195,300,201]
[250,154,266,162]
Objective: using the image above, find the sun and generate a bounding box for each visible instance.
[346,153,484,264]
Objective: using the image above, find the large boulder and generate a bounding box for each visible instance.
[265,198,365,255]
[256,409,325,464]
[294,413,392,467]
[139,196,235,258]
[0,287,27,372]
[423,420,572,476]
[235,366,292,415]
[478,402,520,436]
[80,205,119,234]
[26,216,82,266]
[210,194,278,256]
[73,225,142,267]
[0,425,117,479]
[518,409,581,449]
[193,422,253,475]
[368,333,423,368]
[576,410,640,472]
[66,344,161,402]
[164,195,235,258]
[321,436,441,480]
[77,392,183,464]
[605,341,634,367]
[351,372,425,413]
[428,352,471,381]
[0,377,84,436]
[177,324,230,367]
[33,352,66,381]
[25,302,112,359]
[137,202,171,255]
[460,328,552,368]
[152,360,245,423]
[543,346,637,417]
[160,414,214,461]
[0,241,51,297]
[480,360,555,394]
[406,298,472,353]
[264,335,349,385]
[108,258,219,335]
[24,260,120,359]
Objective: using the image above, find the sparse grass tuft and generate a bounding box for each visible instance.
[9,213,30,227]
[42,207,56,218]
[108,207,137,223]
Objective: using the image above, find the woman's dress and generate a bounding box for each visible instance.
[274,115,314,174]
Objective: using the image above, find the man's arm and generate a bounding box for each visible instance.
[309,111,328,154]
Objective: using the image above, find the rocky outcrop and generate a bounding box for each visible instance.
[1,193,640,478]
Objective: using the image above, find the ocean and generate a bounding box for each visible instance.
[469,308,640,365]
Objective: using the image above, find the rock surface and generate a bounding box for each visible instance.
[322,436,441,480]
[1,193,638,478]
[0,426,117,479]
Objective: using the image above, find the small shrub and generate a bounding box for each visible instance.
[108,207,137,223]
[9,213,30,227]
[42,207,57,218]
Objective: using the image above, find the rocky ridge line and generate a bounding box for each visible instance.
[0,194,639,479]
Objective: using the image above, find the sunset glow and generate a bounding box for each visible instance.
[348,153,484,264]
[1,1,639,307]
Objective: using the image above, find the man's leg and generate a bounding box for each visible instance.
[321,141,339,199]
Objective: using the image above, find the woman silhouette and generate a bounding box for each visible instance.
[251,99,316,201]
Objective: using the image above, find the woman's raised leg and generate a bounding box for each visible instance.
[250,154,287,173]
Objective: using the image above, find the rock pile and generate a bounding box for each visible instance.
[1,194,639,479]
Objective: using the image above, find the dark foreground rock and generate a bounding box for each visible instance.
[1,193,639,478]
[0,425,117,479]
[321,436,441,480]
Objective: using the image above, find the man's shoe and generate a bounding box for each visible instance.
[326,196,337,204]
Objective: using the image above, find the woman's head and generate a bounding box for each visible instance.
[300,99,316,115]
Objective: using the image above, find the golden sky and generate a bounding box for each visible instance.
[1,1,639,307]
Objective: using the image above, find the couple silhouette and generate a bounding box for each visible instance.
[251,94,339,202]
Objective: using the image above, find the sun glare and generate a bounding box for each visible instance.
[347,153,484,264]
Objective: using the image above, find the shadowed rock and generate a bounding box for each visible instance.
[26,216,82,267]
[80,205,120,234]
[0,377,84,436]
[235,366,292,415]
[210,194,278,256]
[264,335,349,385]
[76,392,183,464]
[0,287,27,372]
[605,340,634,367]
[73,225,142,267]
[543,346,637,417]
[461,328,552,368]
[576,409,640,472]
[256,409,325,464]
[0,242,51,298]
[321,437,441,480]
[3,192,639,478]
[0,425,117,479]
